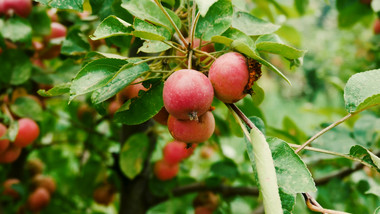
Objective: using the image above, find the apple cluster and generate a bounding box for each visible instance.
[0,118,40,163]
[2,159,56,212]
[154,141,196,181]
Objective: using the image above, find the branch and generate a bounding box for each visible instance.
[315,163,364,186]
[149,182,259,206]
[302,193,350,214]
[153,0,187,46]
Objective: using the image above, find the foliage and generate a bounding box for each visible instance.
[0,0,380,214]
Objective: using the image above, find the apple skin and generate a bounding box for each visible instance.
[153,107,169,126]
[374,19,380,35]
[3,178,20,199]
[27,187,51,212]
[163,141,192,164]
[0,145,22,163]
[108,100,122,116]
[0,123,10,154]
[209,52,249,103]
[26,159,44,176]
[93,184,116,206]
[163,69,214,120]
[154,159,179,181]
[45,22,67,40]
[194,206,214,214]
[1,0,32,18]
[14,118,40,148]
[32,175,56,194]
[167,111,215,144]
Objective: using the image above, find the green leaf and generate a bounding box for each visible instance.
[7,120,19,142]
[38,82,71,97]
[336,0,373,28]
[211,27,255,48]
[1,18,32,43]
[248,126,283,213]
[294,0,309,15]
[10,97,43,121]
[268,137,317,193]
[210,159,239,179]
[194,0,218,16]
[138,40,171,53]
[90,15,133,40]
[256,34,306,60]
[279,188,296,214]
[119,133,149,179]
[0,50,32,85]
[251,83,265,106]
[353,115,380,148]
[313,126,357,157]
[28,6,51,36]
[195,0,233,41]
[70,58,129,101]
[231,40,291,85]
[132,18,171,41]
[114,81,164,125]
[61,29,91,55]
[35,0,84,11]
[232,11,280,36]
[91,62,150,104]
[121,0,181,34]
[344,69,380,113]
[349,145,380,172]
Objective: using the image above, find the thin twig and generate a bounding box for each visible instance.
[295,113,353,153]
[1,103,14,122]
[288,143,374,168]
[303,193,350,214]
[193,49,217,60]
[189,12,200,49]
[153,0,187,46]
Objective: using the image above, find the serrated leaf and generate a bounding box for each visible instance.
[70,58,129,101]
[0,50,32,85]
[232,11,280,36]
[121,0,181,34]
[231,40,291,85]
[247,126,282,213]
[195,0,233,41]
[114,81,164,125]
[1,18,32,43]
[194,0,218,16]
[349,145,380,172]
[138,40,171,53]
[132,18,171,41]
[61,29,90,55]
[10,97,43,121]
[91,62,150,104]
[344,69,380,113]
[268,137,317,193]
[119,133,149,179]
[35,0,84,11]
[38,82,71,97]
[256,34,306,60]
[91,15,133,40]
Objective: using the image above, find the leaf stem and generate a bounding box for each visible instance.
[288,143,374,168]
[193,49,217,60]
[189,11,200,49]
[153,0,188,46]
